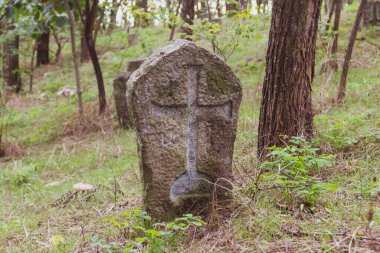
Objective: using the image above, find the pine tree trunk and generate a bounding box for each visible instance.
[2,23,22,93]
[84,0,106,114]
[337,0,367,104]
[180,0,195,39]
[36,29,50,67]
[258,0,323,157]
[330,0,342,71]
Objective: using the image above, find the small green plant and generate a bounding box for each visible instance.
[97,208,206,252]
[253,137,335,206]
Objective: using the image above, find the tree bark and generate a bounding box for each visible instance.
[326,0,335,15]
[330,0,342,71]
[2,23,22,93]
[258,0,323,157]
[226,2,237,16]
[135,0,149,27]
[180,0,195,39]
[337,0,367,104]
[36,29,50,67]
[80,30,90,62]
[64,0,83,116]
[29,41,37,93]
[325,0,336,31]
[84,0,106,114]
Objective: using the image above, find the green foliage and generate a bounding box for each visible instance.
[98,208,206,252]
[189,8,259,61]
[318,21,338,38]
[256,137,335,205]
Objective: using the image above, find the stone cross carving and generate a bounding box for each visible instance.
[151,65,232,202]
[127,39,242,218]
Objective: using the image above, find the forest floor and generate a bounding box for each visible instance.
[1,4,380,252]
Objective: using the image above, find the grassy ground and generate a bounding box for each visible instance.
[1,3,380,252]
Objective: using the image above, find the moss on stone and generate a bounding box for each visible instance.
[154,79,182,98]
[206,69,232,97]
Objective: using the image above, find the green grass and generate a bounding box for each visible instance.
[1,3,380,252]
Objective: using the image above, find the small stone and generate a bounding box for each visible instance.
[73,182,95,191]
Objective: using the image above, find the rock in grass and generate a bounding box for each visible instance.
[73,182,95,191]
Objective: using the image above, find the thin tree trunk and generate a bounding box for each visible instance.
[337,0,367,104]
[205,0,216,52]
[29,41,37,93]
[330,0,342,71]
[325,0,336,31]
[258,0,323,157]
[51,28,67,64]
[180,0,195,39]
[64,0,83,116]
[36,29,50,67]
[84,0,106,114]
[256,0,262,13]
[135,0,149,27]
[216,0,221,17]
[169,0,182,41]
[2,23,22,93]
[109,0,119,32]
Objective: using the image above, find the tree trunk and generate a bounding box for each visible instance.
[64,0,83,116]
[337,0,367,104]
[51,28,63,64]
[326,0,334,14]
[258,0,323,157]
[80,31,90,62]
[216,0,221,17]
[29,41,37,93]
[84,0,106,114]
[325,0,336,31]
[240,0,248,10]
[135,0,149,27]
[169,0,182,41]
[330,0,342,71]
[109,0,119,32]
[2,24,22,93]
[36,29,50,67]
[226,2,237,16]
[256,0,263,13]
[180,0,195,39]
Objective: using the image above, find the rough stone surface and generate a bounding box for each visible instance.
[113,59,144,128]
[127,39,242,218]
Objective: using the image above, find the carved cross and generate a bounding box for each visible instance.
[151,65,232,201]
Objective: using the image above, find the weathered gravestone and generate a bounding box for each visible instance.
[127,39,242,218]
[113,59,144,128]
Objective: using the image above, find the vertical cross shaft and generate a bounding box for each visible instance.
[186,66,201,178]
